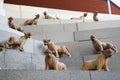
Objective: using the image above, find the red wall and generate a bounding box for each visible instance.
[4,0,120,15]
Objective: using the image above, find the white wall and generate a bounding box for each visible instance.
[3,3,120,21]
[0,0,5,16]
[0,0,3,9]
[3,4,21,18]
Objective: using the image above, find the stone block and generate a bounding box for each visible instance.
[90,71,120,80]
[74,27,120,41]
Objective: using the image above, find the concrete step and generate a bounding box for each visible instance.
[0,48,45,70]
[22,23,77,43]
[0,70,120,80]
[0,70,90,80]
[74,27,120,41]
[77,20,120,31]
[90,71,120,80]
[13,18,81,25]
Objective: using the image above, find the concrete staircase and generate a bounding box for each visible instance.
[13,18,120,43]
[0,15,120,80]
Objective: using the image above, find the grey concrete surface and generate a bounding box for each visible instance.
[0,70,90,80]
[59,56,83,70]
[57,41,93,56]
[45,32,74,43]
[14,18,81,26]
[22,23,76,42]
[32,53,45,70]
[4,63,35,70]
[0,50,6,69]
[0,70,6,80]
[90,71,120,80]
[0,49,46,70]
[74,27,120,41]
[60,20,81,24]
[3,49,33,69]
[23,24,64,35]
[70,71,90,80]
[5,49,31,64]
[34,40,47,54]
[77,20,120,31]
[63,23,77,32]
[2,70,120,80]
[23,38,34,53]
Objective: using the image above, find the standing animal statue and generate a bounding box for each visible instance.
[82,49,113,71]
[45,49,67,70]
[93,11,99,22]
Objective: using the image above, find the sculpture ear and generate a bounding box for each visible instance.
[48,40,51,42]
